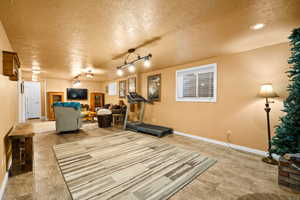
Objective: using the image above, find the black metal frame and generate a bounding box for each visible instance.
[116,48,152,70]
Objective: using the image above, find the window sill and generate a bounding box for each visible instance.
[176,97,217,102]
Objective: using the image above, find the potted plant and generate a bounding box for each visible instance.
[271,27,300,192]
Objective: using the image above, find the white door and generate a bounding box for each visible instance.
[24,81,41,119]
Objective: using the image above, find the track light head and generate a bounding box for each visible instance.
[128,63,135,72]
[73,80,81,87]
[143,57,151,68]
[117,69,124,76]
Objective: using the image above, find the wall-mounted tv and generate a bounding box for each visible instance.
[67,88,88,100]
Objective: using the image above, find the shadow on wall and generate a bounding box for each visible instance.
[242,97,284,131]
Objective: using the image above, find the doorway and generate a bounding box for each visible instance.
[24,81,41,119]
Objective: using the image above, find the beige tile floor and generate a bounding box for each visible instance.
[4,121,300,200]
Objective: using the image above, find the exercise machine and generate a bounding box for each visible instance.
[123,92,173,137]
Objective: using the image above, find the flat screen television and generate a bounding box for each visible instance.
[67,88,88,100]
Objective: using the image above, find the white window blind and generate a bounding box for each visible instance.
[176,63,217,102]
[183,73,197,97]
[198,72,214,98]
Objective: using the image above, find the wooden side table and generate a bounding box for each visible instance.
[112,114,125,126]
[9,123,34,176]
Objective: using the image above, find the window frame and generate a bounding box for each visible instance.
[176,63,217,102]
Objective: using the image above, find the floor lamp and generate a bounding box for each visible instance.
[258,83,279,165]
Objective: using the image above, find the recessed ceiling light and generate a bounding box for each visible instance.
[32,70,40,74]
[32,66,40,70]
[32,60,39,66]
[251,23,265,30]
[32,74,38,82]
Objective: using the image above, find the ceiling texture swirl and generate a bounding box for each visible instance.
[0,0,300,81]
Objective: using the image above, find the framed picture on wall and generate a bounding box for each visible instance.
[128,77,136,93]
[108,82,117,96]
[147,74,161,101]
[119,80,126,98]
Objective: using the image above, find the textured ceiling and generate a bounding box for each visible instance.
[0,0,300,81]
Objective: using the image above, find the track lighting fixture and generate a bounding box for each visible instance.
[71,67,94,84]
[116,48,152,76]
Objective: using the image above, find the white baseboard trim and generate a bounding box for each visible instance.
[0,160,11,200]
[174,131,279,160]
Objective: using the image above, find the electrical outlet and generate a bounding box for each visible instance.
[226,130,232,142]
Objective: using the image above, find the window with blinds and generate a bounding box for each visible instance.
[176,63,217,102]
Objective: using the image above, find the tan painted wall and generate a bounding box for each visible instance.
[103,74,140,121]
[103,74,140,105]
[139,43,289,151]
[0,22,18,185]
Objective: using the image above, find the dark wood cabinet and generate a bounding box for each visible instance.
[2,51,20,81]
[9,123,34,177]
[90,92,104,111]
[47,92,64,120]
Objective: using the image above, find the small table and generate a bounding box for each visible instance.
[81,111,97,121]
[112,114,124,126]
[9,123,35,176]
[87,111,97,121]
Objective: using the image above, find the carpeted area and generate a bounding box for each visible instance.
[53,131,217,200]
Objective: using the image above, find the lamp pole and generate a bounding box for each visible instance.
[265,98,271,153]
[262,97,278,165]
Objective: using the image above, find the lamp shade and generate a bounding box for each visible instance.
[258,83,279,98]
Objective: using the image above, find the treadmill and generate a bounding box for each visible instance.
[124,92,173,137]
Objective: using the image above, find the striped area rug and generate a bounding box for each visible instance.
[53,131,217,200]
